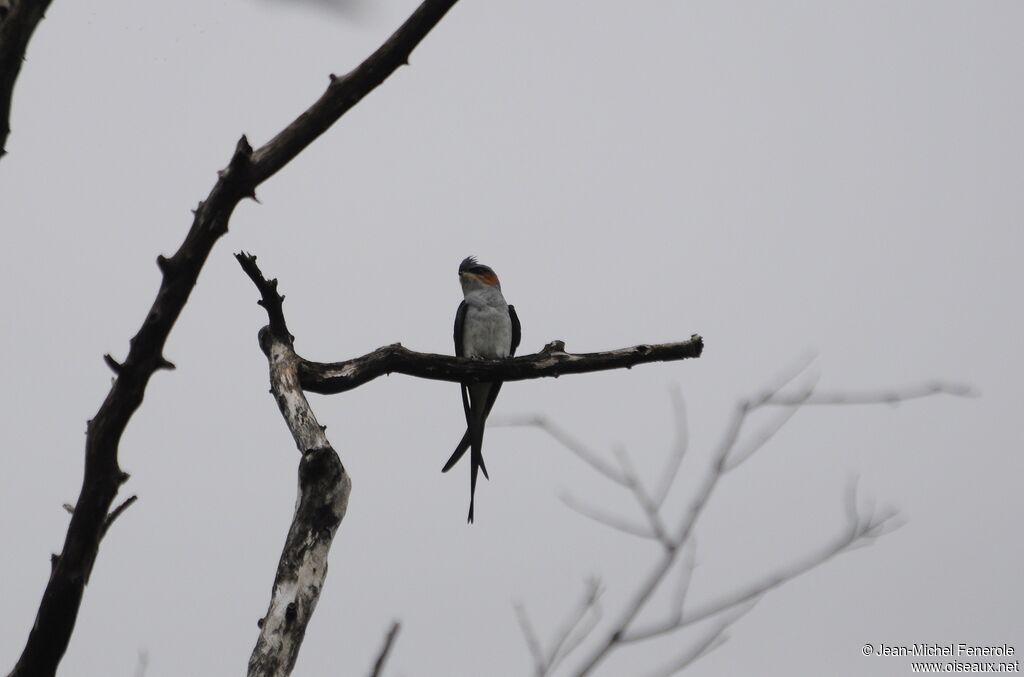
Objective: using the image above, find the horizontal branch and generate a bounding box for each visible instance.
[236,253,703,394]
[298,338,704,395]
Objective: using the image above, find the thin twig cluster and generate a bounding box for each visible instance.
[504,360,970,676]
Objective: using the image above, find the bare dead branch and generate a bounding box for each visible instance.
[652,388,688,508]
[670,539,697,622]
[681,509,898,634]
[763,381,974,407]
[8,3,461,676]
[722,372,819,472]
[643,602,754,677]
[240,260,351,677]
[514,368,968,677]
[497,416,626,485]
[560,493,656,541]
[613,448,673,549]
[0,0,54,158]
[623,498,899,643]
[515,604,546,677]
[722,401,802,471]
[297,337,704,395]
[517,580,603,677]
[545,579,603,675]
[367,622,401,677]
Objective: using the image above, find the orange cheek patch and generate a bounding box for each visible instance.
[477,272,499,286]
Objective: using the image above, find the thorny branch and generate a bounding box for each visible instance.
[8,2,462,676]
[0,0,54,158]
[504,366,970,676]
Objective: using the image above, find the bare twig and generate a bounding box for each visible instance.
[545,579,603,674]
[613,447,673,548]
[516,580,603,677]
[560,493,655,540]
[762,381,974,407]
[622,497,899,642]
[498,416,626,485]
[8,2,462,676]
[515,604,547,677]
[652,387,688,508]
[643,601,754,677]
[511,367,969,677]
[367,622,401,677]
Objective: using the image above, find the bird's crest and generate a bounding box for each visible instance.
[459,256,499,285]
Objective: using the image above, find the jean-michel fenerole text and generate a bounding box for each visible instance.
[876,644,1015,657]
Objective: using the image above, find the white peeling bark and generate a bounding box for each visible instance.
[248,329,351,677]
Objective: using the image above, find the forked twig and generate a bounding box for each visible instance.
[509,364,969,676]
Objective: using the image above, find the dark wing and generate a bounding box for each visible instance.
[454,301,467,357]
[508,304,521,357]
[454,301,471,425]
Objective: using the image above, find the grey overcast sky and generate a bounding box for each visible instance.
[1,1,1021,676]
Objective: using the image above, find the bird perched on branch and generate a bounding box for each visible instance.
[443,256,521,523]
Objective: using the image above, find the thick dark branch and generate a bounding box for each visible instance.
[8,3,460,676]
[0,0,54,158]
[297,337,704,395]
[249,0,460,184]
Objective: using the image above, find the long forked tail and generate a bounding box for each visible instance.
[466,393,488,523]
[442,429,489,478]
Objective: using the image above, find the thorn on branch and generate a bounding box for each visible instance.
[230,134,254,168]
[62,503,75,514]
[103,354,123,374]
[156,254,173,274]
[156,356,176,371]
[100,495,138,540]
